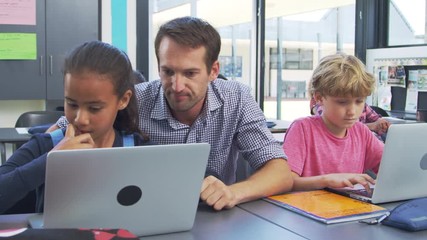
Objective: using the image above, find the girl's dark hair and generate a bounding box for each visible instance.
[154,16,221,73]
[63,40,147,139]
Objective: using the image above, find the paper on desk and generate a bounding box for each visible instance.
[15,128,29,134]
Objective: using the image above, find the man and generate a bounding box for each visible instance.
[55,16,293,210]
[139,16,293,210]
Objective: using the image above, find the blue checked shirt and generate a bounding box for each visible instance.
[57,79,286,184]
[134,79,286,184]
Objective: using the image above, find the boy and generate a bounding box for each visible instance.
[283,53,384,192]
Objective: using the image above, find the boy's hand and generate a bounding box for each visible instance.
[324,173,375,193]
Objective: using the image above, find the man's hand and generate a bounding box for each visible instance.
[200,159,293,211]
[52,124,95,151]
[200,175,237,211]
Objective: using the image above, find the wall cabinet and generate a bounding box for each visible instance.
[0,0,99,100]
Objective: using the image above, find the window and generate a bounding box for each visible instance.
[219,56,243,78]
[264,1,356,121]
[388,0,426,46]
[270,48,313,70]
[139,0,356,122]
[148,0,254,90]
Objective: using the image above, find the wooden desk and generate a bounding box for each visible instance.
[0,128,31,164]
[0,204,304,240]
[239,199,427,240]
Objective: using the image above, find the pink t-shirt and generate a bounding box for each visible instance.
[283,116,384,177]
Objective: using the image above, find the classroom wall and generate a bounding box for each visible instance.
[0,101,45,128]
[102,0,137,67]
[0,0,136,128]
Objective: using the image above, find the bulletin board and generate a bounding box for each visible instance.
[366,46,427,113]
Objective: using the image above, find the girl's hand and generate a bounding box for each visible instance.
[52,124,95,150]
[367,119,391,134]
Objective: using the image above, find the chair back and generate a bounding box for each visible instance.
[417,109,427,122]
[369,106,389,117]
[4,111,63,215]
[13,110,64,151]
[15,110,64,128]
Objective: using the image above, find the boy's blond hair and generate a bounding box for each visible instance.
[309,53,375,98]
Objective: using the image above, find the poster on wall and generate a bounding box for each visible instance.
[0,0,36,25]
[0,33,36,60]
[405,70,418,113]
[378,66,388,85]
[378,86,392,111]
[377,66,392,111]
[418,70,427,92]
[387,65,406,88]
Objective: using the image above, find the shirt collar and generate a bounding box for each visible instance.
[151,85,169,121]
[150,81,223,122]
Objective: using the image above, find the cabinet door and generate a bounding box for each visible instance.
[45,0,99,100]
[0,1,46,100]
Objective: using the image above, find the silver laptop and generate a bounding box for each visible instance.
[28,143,210,237]
[327,123,427,204]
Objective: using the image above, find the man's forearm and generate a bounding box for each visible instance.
[229,158,293,205]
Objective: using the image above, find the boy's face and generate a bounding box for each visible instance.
[316,93,365,136]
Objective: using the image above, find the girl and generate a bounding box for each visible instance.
[283,53,384,192]
[0,41,153,214]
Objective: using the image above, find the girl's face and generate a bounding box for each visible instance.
[316,92,365,137]
[64,71,131,147]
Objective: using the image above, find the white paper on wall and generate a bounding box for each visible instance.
[405,70,418,112]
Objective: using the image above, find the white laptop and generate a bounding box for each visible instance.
[28,143,210,237]
[327,123,427,204]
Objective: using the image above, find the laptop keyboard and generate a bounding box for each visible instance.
[348,188,374,198]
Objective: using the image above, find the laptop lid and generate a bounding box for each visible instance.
[32,143,210,237]
[371,123,427,203]
[328,123,427,204]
